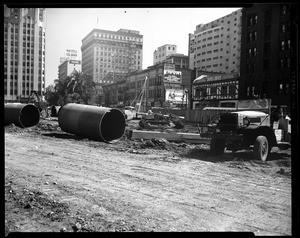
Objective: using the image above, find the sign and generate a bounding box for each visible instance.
[194,73,239,85]
[65,49,78,60]
[165,88,187,104]
[164,64,182,84]
[69,60,81,65]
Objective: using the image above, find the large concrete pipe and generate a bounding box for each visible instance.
[5,103,40,128]
[58,103,126,143]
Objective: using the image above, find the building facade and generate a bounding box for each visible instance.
[153,44,177,65]
[192,73,239,109]
[4,7,46,101]
[58,60,82,80]
[164,53,189,69]
[188,9,242,74]
[103,63,193,111]
[239,4,292,114]
[81,28,143,83]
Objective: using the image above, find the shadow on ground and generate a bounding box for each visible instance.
[42,132,85,141]
[180,147,291,163]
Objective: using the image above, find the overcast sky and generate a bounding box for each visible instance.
[44,7,242,87]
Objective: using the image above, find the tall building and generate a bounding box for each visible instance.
[188,9,242,74]
[153,44,177,65]
[4,7,46,101]
[58,60,82,80]
[81,28,143,85]
[239,4,293,114]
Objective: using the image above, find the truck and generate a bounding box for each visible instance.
[199,99,291,161]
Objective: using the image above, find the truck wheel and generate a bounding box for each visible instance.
[253,136,269,161]
[210,138,225,156]
[138,120,144,128]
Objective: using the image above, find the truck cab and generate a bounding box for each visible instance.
[199,99,290,161]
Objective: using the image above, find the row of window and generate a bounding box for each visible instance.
[148,76,163,86]
[246,81,289,97]
[246,56,290,74]
[194,84,237,98]
[94,32,142,42]
[158,46,176,51]
[148,88,162,98]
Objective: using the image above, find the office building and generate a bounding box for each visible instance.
[81,28,143,85]
[239,4,293,114]
[188,9,242,74]
[4,7,46,101]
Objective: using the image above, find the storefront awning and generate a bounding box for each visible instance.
[193,75,208,85]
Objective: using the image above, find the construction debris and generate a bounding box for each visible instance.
[127,129,210,144]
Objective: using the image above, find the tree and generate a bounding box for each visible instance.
[44,84,59,106]
[44,72,96,106]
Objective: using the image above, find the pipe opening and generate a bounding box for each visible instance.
[19,104,40,128]
[100,109,126,142]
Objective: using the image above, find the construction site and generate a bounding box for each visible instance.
[4,100,292,235]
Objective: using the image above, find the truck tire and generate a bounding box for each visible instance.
[210,138,225,156]
[253,136,269,161]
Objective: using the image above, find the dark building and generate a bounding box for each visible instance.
[239,4,293,115]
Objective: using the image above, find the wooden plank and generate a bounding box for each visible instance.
[128,129,210,144]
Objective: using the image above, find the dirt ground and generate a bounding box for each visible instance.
[4,117,292,235]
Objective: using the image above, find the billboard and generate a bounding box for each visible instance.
[165,88,187,104]
[164,63,181,84]
[65,49,78,60]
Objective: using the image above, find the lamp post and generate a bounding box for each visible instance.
[185,89,189,109]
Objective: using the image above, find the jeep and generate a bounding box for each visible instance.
[199,99,288,161]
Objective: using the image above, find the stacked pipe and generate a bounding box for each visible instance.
[58,103,126,143]
[5,103,40,128]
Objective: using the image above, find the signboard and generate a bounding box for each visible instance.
[164,64,182,84]
[65,49,78,60]
[193,73,239,85]
[69,60,81,65]
[165,88,187,104]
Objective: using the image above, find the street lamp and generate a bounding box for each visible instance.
[185,89,189,109]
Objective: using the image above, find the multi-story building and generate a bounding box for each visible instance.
[192,72,240,109]
[164,53,189,70]
[4,7,46,101]
[188,9,242,74]
[239,4,293,115]
[153,44,177,65]
[58,59,82,80]
[81,28,143,100]
[103,63,193,111]
[81,28,143,84]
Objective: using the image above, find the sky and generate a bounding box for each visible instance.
[44,7,242,87]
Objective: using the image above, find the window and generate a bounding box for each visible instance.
[281,41,285,50]
[282,5,287,15]
[211,87,217,95]
[221,85,227,96]
[282,24,286,33]
[229,85,236,96]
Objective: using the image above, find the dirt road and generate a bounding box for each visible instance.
[5,119,291,235]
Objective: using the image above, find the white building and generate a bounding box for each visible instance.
[153,44,177,65]
[189,9,242,74]
[58,60,82,80]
